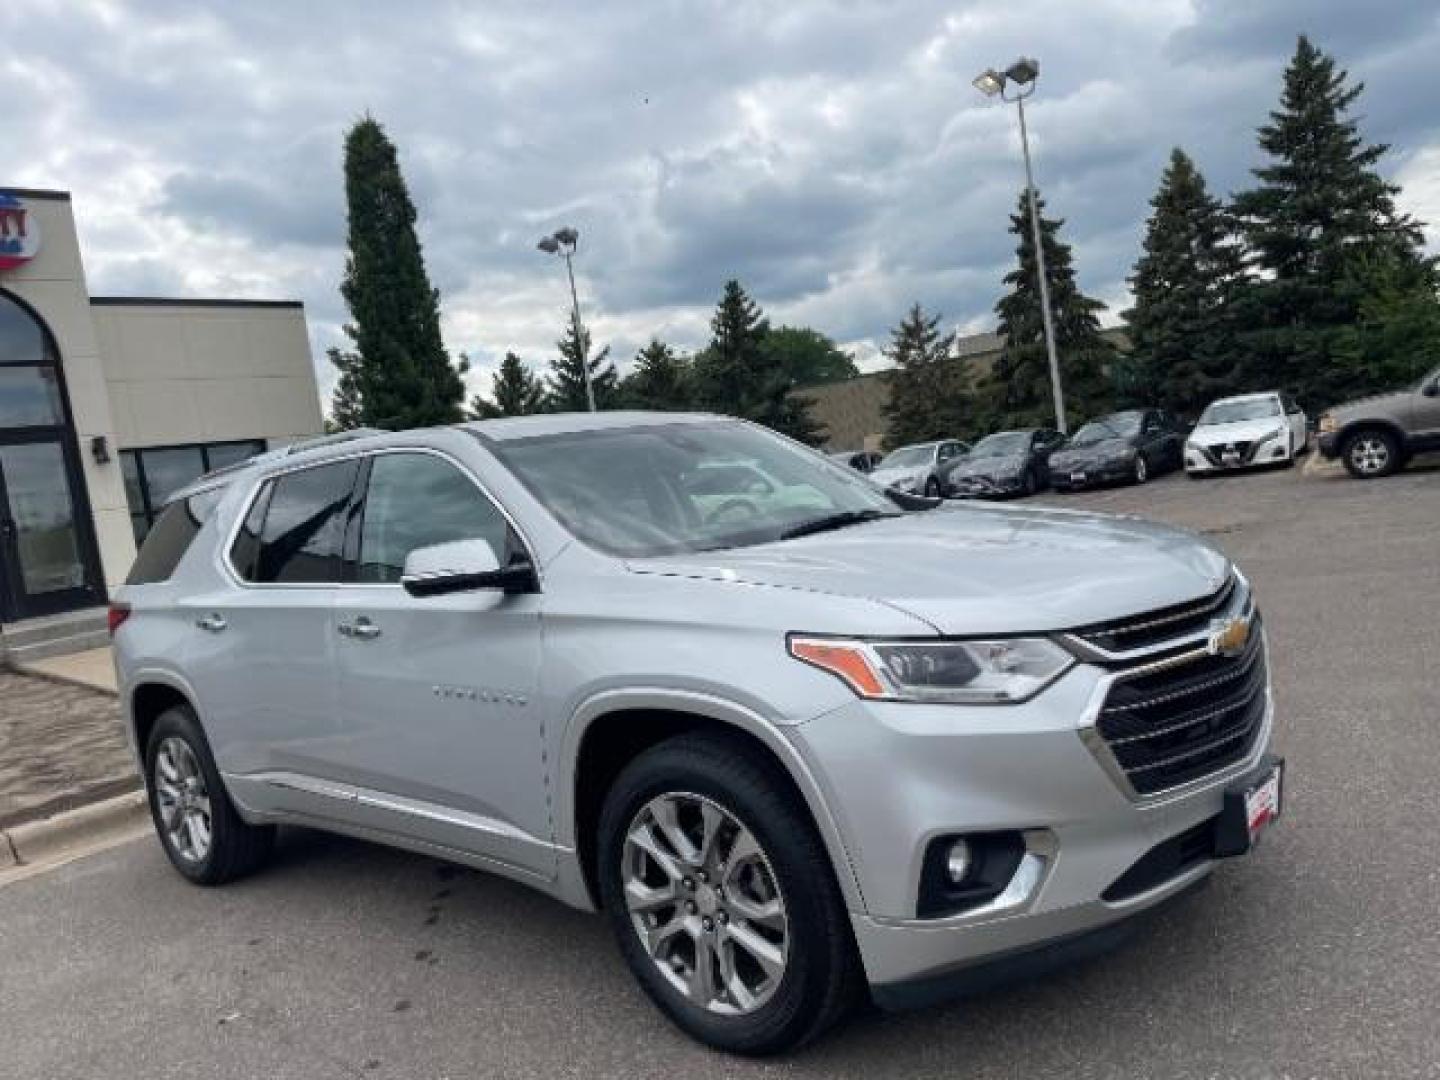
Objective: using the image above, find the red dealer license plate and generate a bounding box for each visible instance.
[1244,764,1282,842]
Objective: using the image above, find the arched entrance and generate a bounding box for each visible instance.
[0,288,104,621]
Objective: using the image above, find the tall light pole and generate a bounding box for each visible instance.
[536,225,595,412]
[974,57,1067,433]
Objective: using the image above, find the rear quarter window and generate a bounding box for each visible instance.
[125,487,226,585]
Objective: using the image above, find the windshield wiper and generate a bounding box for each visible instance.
[780,509,894,541]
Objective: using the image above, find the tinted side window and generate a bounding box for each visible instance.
[125,488,224,585]
[357,453,510,584]
[253,461,360,584]
[228,480,273,582]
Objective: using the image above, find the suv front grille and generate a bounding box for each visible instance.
[1073,575,1237,655]
[1093,615,1267,796]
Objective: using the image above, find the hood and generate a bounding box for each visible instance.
[626,504,1230,635]
[1188,418,1286,446]
[869,465,925,487]
[949,454,1026,479]
[1332,387,1412,417]
[1051,438,1133,465]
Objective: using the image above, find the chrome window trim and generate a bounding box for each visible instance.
[216,444,542,592]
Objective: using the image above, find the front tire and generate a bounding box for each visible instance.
[1341,428,1400,479]
[597,733,861,1055]
[145,705,274,885]
[924,477,941,498]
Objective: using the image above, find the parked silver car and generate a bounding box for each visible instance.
[112,413,1282,1055]
[1317,366,1440,478]
[868,438,968,496]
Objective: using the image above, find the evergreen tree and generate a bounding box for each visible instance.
[469,351,546,419]
[984,190,1114,430]
[692,280,825,444]
[1124,148,1249,416]
[337,117,467,429]
[620,339,692,410]
[327,346,364,431]
[1231,35,1428,407]
[546,315,619,412]
[881,304,977,448]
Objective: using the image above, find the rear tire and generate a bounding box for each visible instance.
[145,705,274,885]
[597,733,861,1055]
[1341,428,1400,479]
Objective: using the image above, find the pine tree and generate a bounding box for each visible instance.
[327,346,364,431]
[1124,148,1249,416]
[984,190,1114,430]
[691,280,825,444]
[469,351,546,419]
[620,339,692,410]
[546,315,619,412]
[337,117,467,429]
[1231,35,1428,407]
[881,304,977,448]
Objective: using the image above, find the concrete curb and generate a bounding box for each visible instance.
[0,790,149,878]
[10,659,119,698]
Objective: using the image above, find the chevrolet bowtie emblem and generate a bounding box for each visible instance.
[1207,615,1251,658]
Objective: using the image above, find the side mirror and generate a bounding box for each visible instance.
[401,538,537,598]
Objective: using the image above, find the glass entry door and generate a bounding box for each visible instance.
[0,289,104,622]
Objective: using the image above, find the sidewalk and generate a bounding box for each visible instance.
[18,646,119,694]
[0,669,138,830]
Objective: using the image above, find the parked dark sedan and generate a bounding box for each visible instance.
[941,428,1065,498]
[1049,409,1185,491]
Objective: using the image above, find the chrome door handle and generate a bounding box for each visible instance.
[195,613,227,634]
[338,617,381,641]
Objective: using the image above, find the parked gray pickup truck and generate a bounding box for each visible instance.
[1318,366,1440,478]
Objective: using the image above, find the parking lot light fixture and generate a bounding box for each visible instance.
[535,226,595,412]
[973,55,1067,434]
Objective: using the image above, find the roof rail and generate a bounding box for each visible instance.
[284,428,384,455]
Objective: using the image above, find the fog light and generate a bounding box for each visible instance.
[945,839,973,884]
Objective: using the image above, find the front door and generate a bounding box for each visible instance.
[0,291,103,622]
[331,449,550,879]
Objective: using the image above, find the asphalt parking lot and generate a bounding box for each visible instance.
[3,458,1437,1079]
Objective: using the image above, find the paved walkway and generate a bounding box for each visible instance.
[0,670,138,830]
[18,646,118,694]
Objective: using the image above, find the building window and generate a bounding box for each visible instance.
[121,439,266,544]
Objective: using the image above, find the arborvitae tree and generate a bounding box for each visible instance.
[337,117,467,429]
[983,190,1115,430]
[881,304,977,448]
[620,339,692,410]
[469,351,546,419]
[1231,35,1428,407]
[692,280,825,444]
[546,315,619,412]
[1124,148,1249,416]
[327,346,364,431]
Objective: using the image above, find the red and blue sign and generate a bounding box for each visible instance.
[0,194,41,272]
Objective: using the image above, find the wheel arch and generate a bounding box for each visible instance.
[125,669,203,768]
[558,689,865,914]
[1336,418,1408,452]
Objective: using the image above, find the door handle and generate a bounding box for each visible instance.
[338,616,382,641]
[195,613,227,634]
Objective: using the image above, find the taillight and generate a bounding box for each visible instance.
[107,602,132,636]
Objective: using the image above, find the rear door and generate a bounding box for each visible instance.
[1410,369,1440,447]
[330,449,551,878]
[181,457,361,815]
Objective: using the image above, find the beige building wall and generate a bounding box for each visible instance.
[92,300,322,452]
[1,193,135,589]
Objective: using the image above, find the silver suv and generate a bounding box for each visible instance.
[1318,366,1440,478]
[112,413,1283,1055]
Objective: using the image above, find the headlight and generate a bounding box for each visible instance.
[1255,426,1287,447]
[1319,413,1336,434]
[788,636,1074,704]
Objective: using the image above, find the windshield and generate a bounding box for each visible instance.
[1070,415,1140,444]
[970,432,1030,457]
[491,421,898,557]
[877,444,932,469]
[1199,398,1280,425]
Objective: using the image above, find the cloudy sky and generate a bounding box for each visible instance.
[5,0,1439,407]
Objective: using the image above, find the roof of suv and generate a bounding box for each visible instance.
[460,410,725,442]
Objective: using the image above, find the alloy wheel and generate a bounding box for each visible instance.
[1134,454,1148,483]
[153,736,213,863]
[1349,435,1390,475]
[622,792,789,1016]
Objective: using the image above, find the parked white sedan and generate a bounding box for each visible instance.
[1184,391,1308,475]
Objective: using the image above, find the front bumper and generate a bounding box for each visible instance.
[784,665,1276,998]
[1184,439,1290,472]
[1050,459,1132,489]
[1318,432,1341,459]
[944,473,1025,498]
